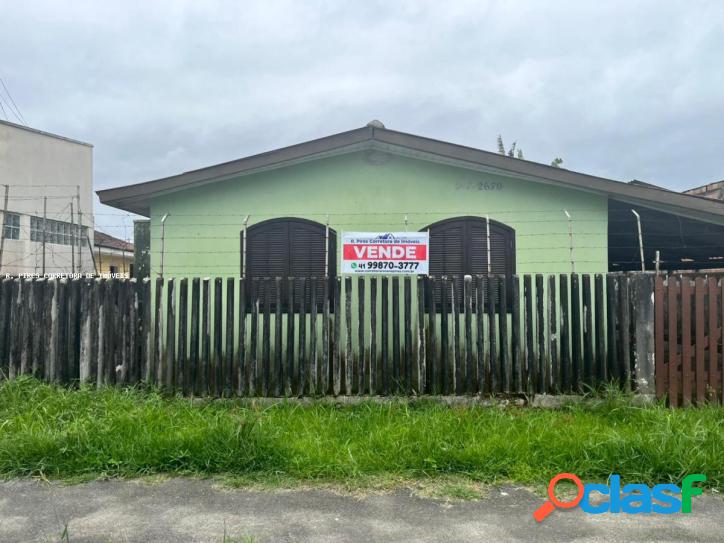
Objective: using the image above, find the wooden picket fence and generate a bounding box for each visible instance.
[655,275,723,406]
[0,273,660,398]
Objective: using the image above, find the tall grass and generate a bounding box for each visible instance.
[0,378,721,489]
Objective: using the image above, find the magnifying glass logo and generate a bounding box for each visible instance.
[533,473,584,522]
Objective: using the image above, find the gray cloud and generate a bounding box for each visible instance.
[1,0,723,238]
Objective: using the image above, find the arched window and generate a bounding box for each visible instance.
[241,218,336,310]
[423,216,515,308]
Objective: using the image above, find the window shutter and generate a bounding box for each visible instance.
[424,216,515,311]
[244,218,334,311]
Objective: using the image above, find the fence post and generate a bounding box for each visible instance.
[79,278,92,382]
[630,273,656,397]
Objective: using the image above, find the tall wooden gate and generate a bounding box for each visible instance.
[655,275,723,406]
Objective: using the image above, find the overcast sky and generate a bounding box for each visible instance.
[1,1,723,239]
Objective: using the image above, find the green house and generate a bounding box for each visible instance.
[98,121,724,281]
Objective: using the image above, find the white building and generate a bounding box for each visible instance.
[0,120,94,275]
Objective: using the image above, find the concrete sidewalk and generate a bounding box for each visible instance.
[0,479,721,542]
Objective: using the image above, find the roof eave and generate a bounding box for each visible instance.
[97,124,724,222]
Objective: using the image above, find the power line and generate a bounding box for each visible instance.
[0,78,26,125]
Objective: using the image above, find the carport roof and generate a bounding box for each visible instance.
[97,122,724,222]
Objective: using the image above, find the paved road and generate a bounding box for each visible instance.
[0,479,722,542]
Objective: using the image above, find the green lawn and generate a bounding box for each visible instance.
[0,377,721,490]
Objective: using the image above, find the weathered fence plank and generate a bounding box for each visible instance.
[404,276,413,394]
[298,278,307,396]
[260,279,270,397]
[476,276,485,393]
[381,277,389,395]
[582,274,593,387]
[226,277,235,397]
[680,277,692,405]
[345,276,353,395]
[535,274,545,394]
[571,274,582,392]
[359,277,366,395]
[286,277,294,396]
[202,278,212,395]
[654,276,665,399]
[524,275,534,394]
[416,276,426,394]
[309,277,317,395]
[694,277,706,403]
[511,276,521,393]
[595,274,606,384]
[178,278,188,393]
[274,277,282,397]
[428,277,438,394]
[165,279,176,391]
[440,276,450,394]
[487,275,497,393]
[560,275,570,393]
[332,276,341,396]
[707,278,718,402]
[451,279,461,395]
[463,275,473,394]
[190,278,200,395]
[667,276,679,407]
[321,277,330,395]
[547,276,557,392]
[369,277,377,394]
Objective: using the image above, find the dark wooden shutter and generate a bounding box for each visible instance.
[244,218,334,311]
[429,221,465,307]
[425,216,515,310]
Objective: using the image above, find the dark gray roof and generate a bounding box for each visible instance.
[94,230,134,252]
[97,123,724,222]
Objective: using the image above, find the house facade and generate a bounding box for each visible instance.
[98,121,724,281]
[93,230,134,277]
[685,180,724,201]
[0,120,94,275]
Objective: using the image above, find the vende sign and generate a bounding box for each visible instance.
[341,232,429,275]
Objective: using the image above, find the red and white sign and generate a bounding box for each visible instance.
[341,232,429,275]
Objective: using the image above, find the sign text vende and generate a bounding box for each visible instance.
[343,244,427,261]
[341,232,429,275]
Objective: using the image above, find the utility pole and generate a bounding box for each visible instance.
[42,196,47,275]
[0,184,8,273]
[564,210,575,274]
[85,233,98,275]
[241,215,249,278]
[159,213,169,278]
[485,214,492,274]
[76,185,82,273]
[631,209,645,272]
[70,201,75,274]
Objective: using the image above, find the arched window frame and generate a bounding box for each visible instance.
[240,217,336,311]
[422,215,516,310]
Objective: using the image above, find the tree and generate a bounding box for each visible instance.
[496,135,563,167]
[497,135,524,159]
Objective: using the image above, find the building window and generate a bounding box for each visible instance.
[423,216,515,309]
[109,265,118,274]
[241,218,336,310]
[29,216,87,246]
[3,213,20,240]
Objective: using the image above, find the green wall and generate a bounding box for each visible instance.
[149,150,608,277]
